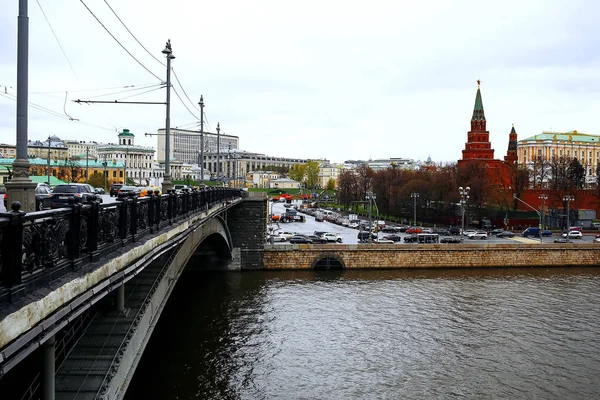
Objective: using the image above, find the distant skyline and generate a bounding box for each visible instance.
[2,0,600,164]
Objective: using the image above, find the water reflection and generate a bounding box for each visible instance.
[127,268,600,399]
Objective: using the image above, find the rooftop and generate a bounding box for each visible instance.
[520,130,600,144]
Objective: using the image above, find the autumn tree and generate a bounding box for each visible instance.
[326,178,336,190]
[88,171,106,190]
[337,169,358,209]
[305,160,320,189]
[288,163,307,186]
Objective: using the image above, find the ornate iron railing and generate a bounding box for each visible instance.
[0,187,241,305]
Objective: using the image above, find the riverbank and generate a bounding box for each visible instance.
[263,243,600,269]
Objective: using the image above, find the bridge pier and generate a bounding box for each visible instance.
[115,285,125,312]
[42,335,55,400]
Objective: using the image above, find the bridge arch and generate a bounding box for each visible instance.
[180,215,237,271]
[311,253,346,270]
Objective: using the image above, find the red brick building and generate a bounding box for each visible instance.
[458,81,517,187]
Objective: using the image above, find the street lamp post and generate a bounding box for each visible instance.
[514,194,544,244]
[6,0,37,211]
[102,154,107,190]
[46,136,51,185]
[162,39,175,193]
[411,192,419,226]
[216,122,221,185]
[366,191,376,242]
[459,187,470,235]
[539,194,548,230]
[198,95,204,182]
[85,146,89,184]
[563,195,575,233]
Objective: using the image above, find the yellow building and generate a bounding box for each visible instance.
[518,130,600,185]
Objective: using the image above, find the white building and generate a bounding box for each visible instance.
[64,140,106,159]
[97,129,156,186]
[156,127,240,165]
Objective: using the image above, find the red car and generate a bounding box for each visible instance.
[406,227,422,234]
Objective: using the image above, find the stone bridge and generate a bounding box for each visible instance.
[0,188,267,399]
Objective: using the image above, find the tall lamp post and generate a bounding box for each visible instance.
[161,39,175,193]
[366,191,376,242]
[46,136,51,185]
[198,95,204,182]
[411,192,419,226]
[85,146,89,184]
[459,187,470,235]
[513,194,544,244]
[539,194,548,231]
[6,0,37,211]
[563,195,574,233]
[216,122,221,185]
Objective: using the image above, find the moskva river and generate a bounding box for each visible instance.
[127,268,600,399]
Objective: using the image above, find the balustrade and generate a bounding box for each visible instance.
[0,188,241,304]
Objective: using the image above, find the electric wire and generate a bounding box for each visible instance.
[28,83,159,95]
[102,0,166,67]
[36,0,81,87]
[115,86,164,101]
[171,84,199,120]
[172,68,200,112]
[0,92,115,132]
[78,0,162,81]
[82,83,163,100]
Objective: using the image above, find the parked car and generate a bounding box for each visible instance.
[434,228,450,236]
[93,187,106,195]
[521,227,552,237]
[110,183,123,197]
[468,231,488,240]
[406,227,422,234]
[448,227,461,235]
[267,234,286,242]
[357,231,377,241]
[289,235,313,244]
[421,228,434,234]
[554,238,571,243]
[562,231,583,239]
[323,233,343,243]
[462,229,478,237]
[490,228,504,235]
[278,231,297,240]
[173,184,191,193]
[33,183,52,210]
[496,230,515,238]
[306,234,328,244]
[382,234,402,242]
[374,238,395,244]
[49,183,98,208]
[117,186,142,198]
[403,234,418,243]
[440,236,462,243]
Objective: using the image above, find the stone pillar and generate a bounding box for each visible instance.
[42,335,56,400]
[227,195,267,269]
[5,159,37,212]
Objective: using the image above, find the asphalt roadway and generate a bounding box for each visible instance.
[267,200,599,245]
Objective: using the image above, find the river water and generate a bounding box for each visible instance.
[126,268,600,399]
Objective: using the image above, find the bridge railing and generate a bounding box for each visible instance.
[0,187,241,305]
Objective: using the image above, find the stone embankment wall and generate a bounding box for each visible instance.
[263,243,600,269]
[228,193,267,270]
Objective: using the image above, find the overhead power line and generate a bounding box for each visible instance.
[172,68,200,113]
[36,0,81,87]
[171,84,199,120]
[83,83,163,100]
[28,83,159,95]
[102,0,166,67]
[78,0,163,81]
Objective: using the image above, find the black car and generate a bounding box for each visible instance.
[434,228,451,236]
[496,230,515,238]
[49,183,98,208]
[357,231,377,241]
[448,227,461,235]
[110,184,123,197]
[403,234,418,243]
[382,234,402,242]
[3,183,51,211]
[289,235,313,244]
[306,234,328,244]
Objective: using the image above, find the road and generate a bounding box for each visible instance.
[267,200,597,245]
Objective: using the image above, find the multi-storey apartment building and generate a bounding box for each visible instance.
[64,140,106,159]
[155,127,240,165]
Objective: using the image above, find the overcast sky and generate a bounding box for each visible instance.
[1,0,600,164]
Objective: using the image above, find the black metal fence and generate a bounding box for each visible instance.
[0,187,241,305]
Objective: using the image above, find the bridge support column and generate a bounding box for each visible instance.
[115,284,125,312]
[42,335,55,400]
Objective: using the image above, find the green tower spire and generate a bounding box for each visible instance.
[471,80,486,122]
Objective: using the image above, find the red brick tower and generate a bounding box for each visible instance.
[504,124,518,164]
[461,80,495,161]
